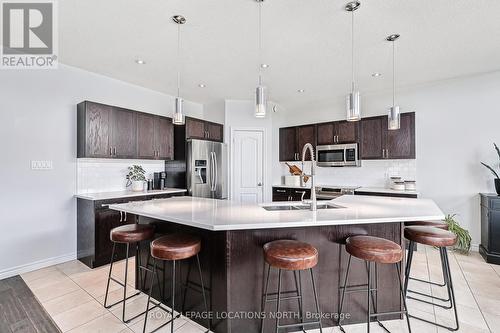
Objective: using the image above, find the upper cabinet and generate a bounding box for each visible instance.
[185,117,224,142]
[279,125,316,161]
[317,120,359,145]
[137,113,174,160]
[360,112,415,160]
[77,101,173,160]
[279,112,415,162]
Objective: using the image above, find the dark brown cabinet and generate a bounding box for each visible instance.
[317,122,335,145]
[78,101,175,160]
[317,121,359,145]
[111,108,137,158]
[360,112,415,160]
[279,125,316,161]
[279,127,298,161]
[185,117,224,142]
[360,116,385,159]
[137,113,173,160]
[77,101,112,158]
[480,194,500,264]
[272,187,311,202]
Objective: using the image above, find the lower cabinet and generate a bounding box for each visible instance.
[272,187,311,202]
[77,193,182,268]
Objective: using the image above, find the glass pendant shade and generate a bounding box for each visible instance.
[255,85,267,118]
[346,90,361,121]
[172,97,185,125]
[388,105,400,130]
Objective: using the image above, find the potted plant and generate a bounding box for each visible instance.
[444,214,471,254]
[126,165,146,192]
[481,143,500,195]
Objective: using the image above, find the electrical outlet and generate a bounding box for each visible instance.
[31,160,53,170]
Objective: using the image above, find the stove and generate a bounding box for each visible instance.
[315,185,360,200]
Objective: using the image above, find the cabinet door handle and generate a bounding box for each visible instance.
[113,147,117,156]
[124,212,127,222]
[382,149,385,158]
[109,147,113,156]
[386,149,389,159]
[119,211,123,222]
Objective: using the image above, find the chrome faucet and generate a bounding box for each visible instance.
[300,143,317,211]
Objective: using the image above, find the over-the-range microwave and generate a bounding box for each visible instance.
[316,143,361,167]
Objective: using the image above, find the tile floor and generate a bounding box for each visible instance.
[18,246,500,333]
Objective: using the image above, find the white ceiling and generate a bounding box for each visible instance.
[59,0,500,109]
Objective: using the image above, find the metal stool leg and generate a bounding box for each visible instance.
[395,262,412,333]
[104,242,116,309]
[338,254,352,332]
[275,269,282,333]
[367,261,371,333]
[309,268,323,333]
[196,254,211,332]
[143,258,157,333]
[260,264,271,333]
[293,271,306,333]
[171,260,176,333]
[122,243,130,322]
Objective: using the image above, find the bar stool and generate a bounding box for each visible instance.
[260,240,323,333]
[143,233,210,333]
[338,236,411,333]
[404,226,459,331]
[404,221,448,288]
[104,224,155,323]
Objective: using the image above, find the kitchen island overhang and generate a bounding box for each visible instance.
[109,196,444,333]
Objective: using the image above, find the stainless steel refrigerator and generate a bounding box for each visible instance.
[186,139,227,199]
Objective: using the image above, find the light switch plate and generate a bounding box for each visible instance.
[31,160,53,170]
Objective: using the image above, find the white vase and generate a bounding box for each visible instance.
[131,180,144,192]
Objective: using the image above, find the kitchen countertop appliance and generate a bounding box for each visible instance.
[187,139,227,199]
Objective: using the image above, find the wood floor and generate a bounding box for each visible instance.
[0,276,60,333]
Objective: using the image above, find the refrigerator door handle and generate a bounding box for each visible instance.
[213,151,218,193]
[210,151,216,192]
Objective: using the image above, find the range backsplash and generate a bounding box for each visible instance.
[77,159,166,193]
[279,159,417,188]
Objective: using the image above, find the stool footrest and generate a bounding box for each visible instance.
[277,320,322,330]
[104,290,141,309]
[408,314,459,331]
[369,309,407,318]
[409,276,446,287]
[407,294,452,309]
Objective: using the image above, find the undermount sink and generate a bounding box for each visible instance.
[262,203,343,211]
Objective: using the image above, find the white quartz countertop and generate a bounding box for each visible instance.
[109,195,444,231]
[75,188,187,201]
[355,187,419,196]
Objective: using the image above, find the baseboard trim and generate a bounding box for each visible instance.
[0,252,77,280]
[471,244,479,252]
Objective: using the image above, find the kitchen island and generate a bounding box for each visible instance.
[110,195,444,333]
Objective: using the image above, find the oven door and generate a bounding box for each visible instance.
[316,145,345,167]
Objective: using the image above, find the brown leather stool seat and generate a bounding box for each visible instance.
[345,236,403,264]
[110,224,155,243]
[151,233,201,261]
[263,240,318,270]
[404,221,449,230]
[404,226,457,247]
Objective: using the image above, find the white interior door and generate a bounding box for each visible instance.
[232,129,264,204]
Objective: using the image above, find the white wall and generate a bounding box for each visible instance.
[224,100,277,202]
[0,64,203,278]
[275,71,500,246]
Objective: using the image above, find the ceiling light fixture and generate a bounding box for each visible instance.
[345,1,361,122]
[172,15,186,125]
[255,0,267,118]
[372,72,382,77]
[135,59,146,65]
[261,64,269,68]
[297,89,305,93]
[387,34,401,130]
[198,84,206,88]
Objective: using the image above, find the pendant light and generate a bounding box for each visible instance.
[255,0,267,118]
[172,15,186,125]
[345,1,361,122]
[387,34,401,130]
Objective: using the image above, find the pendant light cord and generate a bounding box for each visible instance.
[351,9,355,92]
[177,22,181,97]
[392,40,396,107]
[258,0,263,86]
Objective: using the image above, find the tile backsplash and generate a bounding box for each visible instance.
[280,159,417,188]
[77,159,166,193]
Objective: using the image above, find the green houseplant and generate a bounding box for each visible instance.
[126,165,146,192]
[481,143,500,195]
[444,214,471,254]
